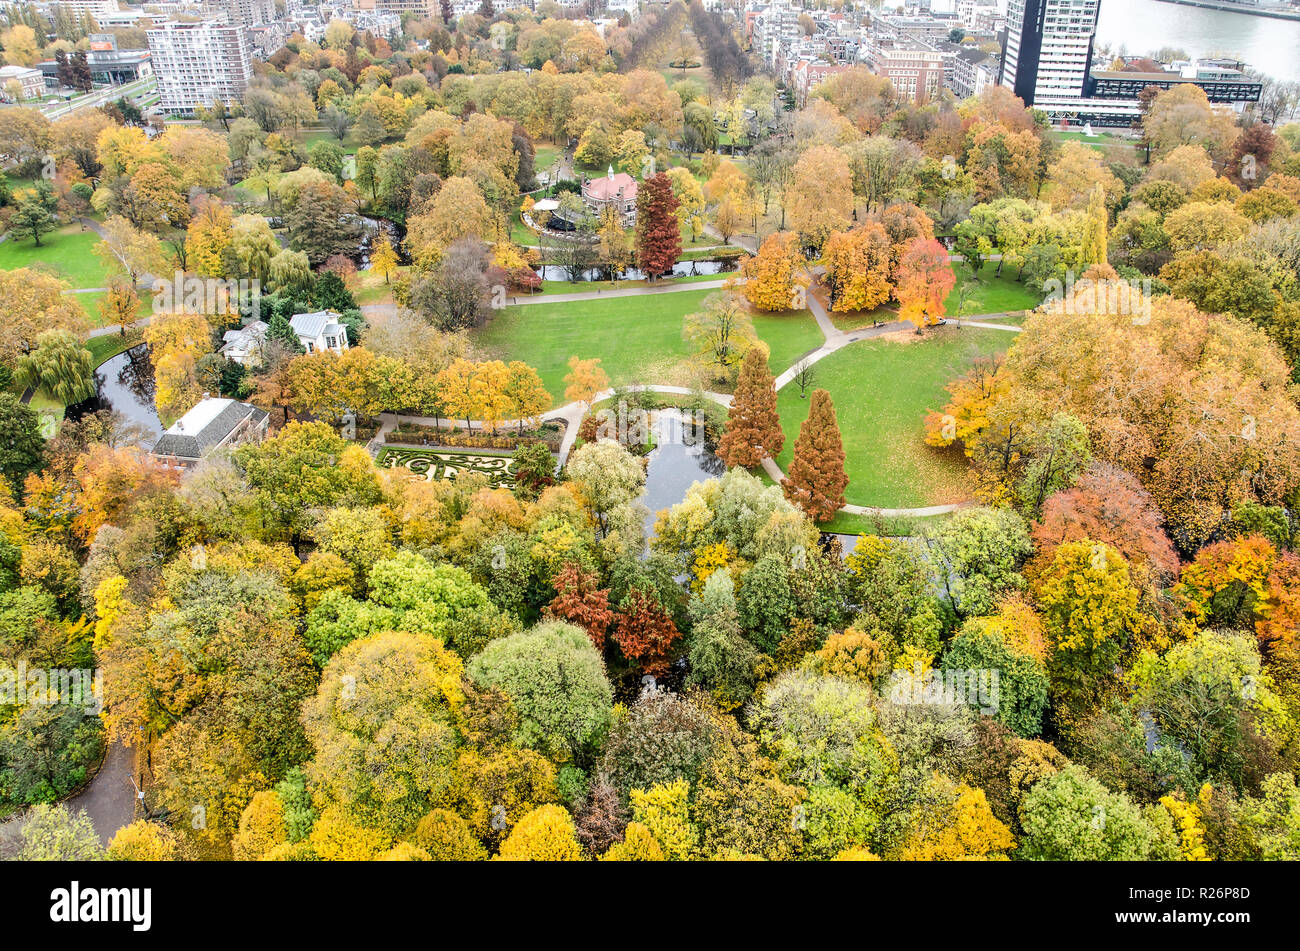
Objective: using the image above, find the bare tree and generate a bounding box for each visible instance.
[792,358,816,398]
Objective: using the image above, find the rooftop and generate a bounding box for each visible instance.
[290,310,345,339]
[583,167,638,202]
[152,398,267,460]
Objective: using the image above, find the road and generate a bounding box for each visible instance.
[40,77,156,120]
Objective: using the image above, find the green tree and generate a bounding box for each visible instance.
[9,199,54,246]
[1020,765,1169,860]
[0,393,46,496]
[942,622,1049,738]
[15,330,95,406]
[301,629,465,837]
[16,803,103,860]
[467,620,614,765]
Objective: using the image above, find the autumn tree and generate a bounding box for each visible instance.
[563,356,609,409]
[369,236,399,285]
[740,231,807,312]
[786,144,853,253]
[821,223,893,313]
[782,388,848,523]
[612,586,681,675]
[683,291,764,385]
[547,562,616,650]
[896,237,956,331]
[717,347,784,468]
[635,171,682,279]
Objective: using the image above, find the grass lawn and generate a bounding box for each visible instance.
[474,289,717,401]
[535,145,560,173]
[771,324,1015,509]
[87,328,144,368]
[945,263,1043,317]
[751,309,824,377]
[69,289,153,328]
[354,279,396,306]
[28,389,66,437]
[298,126,359,155]
[1050,129,1138,154]
[0,224,106,289]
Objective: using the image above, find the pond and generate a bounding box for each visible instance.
[536,259,729,282]
[65,343,164,442]
[358,215,407,269]
[639,408,725,537]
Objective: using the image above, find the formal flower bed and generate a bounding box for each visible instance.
[375,447,521,487]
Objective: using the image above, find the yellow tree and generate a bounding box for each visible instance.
[370,236,399,284]
[94,215,167,284]
[1044,141,1124,212]
[0,269,87,365]
[436,357,481,428]
[821,223,893,313]
[740,231,807,312]
[1080,184,1109,268]
[786,144,854,252]
[898,780,1016,860]
[472,359,513,433]
[187,197,234,278]
[504,361,553,433]
[0,25,40,66]
[597,206,633,282]
[406,176,495,267]
[666,166,706,243]
[563,356,609,409]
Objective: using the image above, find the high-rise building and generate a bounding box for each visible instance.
[1001,0,1100,108]
[146,21,253,115]
[201,0,277,28]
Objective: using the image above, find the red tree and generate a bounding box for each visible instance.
[612,587,680,674]
[782,388,848,523]
[1031,462,1180,588]
[635,172,682,279]
[717,346,783,467]
[896,237,956,331]
[547,562,616,650]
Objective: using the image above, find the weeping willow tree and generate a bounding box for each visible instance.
[15,329,95,405]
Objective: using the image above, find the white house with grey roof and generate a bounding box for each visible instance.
[289,310,350,355]
[219,319,269,366]
[151,397,269,468]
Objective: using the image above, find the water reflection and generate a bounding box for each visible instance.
[640,408,725,537]
[537,259,727,282]
[65,344,163,442]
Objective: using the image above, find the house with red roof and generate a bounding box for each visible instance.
[582,166,639,224]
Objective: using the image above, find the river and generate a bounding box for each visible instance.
[1094,0,1300,83]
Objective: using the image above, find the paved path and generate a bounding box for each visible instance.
[67,740,139,846]
[0,740,139,856]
